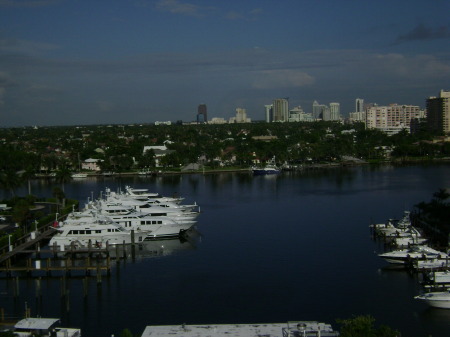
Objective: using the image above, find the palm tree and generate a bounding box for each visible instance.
[0,169,21,197]
[54,164,72,193]
[21,166,36,196]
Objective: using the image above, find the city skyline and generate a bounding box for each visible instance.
[0,0,449,127]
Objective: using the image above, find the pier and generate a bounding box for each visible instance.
[0,226,136,279]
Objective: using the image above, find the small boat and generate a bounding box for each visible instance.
[13,317,81,337]
[71,173,88,178]
[415,289,450,309]
[251,157,281,175]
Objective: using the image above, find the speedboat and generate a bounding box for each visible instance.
[378,245,449,264]
[415,289,450,309]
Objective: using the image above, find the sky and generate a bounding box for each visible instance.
[0,0,449,127]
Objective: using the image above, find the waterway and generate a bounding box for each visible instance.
[1,164,450,337]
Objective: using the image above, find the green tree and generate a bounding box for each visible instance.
[0,169,21,197]
[120,328,133,337]
[12,199,32,230]
[337,315,399,337]
[54,164,73,193]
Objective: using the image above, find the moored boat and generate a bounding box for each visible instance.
[415,289,450,309]
[378,245,449,264]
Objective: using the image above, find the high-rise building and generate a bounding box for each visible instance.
[329,102,341,121]
[427,90,450,134]
[272,98,289,122]
[355,98,364,113]
[366,104,425,134]
[312,100,327,119]
[197,104,207,123]
[264,105,273,122]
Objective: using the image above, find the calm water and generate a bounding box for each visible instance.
[2,164,450,337]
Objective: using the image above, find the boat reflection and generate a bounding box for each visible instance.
[110,227,201,260]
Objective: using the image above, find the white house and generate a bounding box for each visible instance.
[82,158,103,171]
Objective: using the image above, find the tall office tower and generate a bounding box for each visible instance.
[197,104,207,123]
[329,102,341,121]
[265,104,273,122]
[322,107,331,121]
[427,90,450,134]
[312,100,320,119]
[312,100,327,119]
[355,98,364,113]
[272,98,289,122]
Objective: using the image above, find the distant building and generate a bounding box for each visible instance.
[82,158,103,171]
[355,98,364,113]
[329,102,341,121]
[265,104,273,122]
[142,145,174,167]
[312,100,327,119]
[197,104,207,123]
[272,98,289,122]
[230,108,251,123]
[155,121,172,125]
[209,117,227,124]
[366,104,425,134]
[288,106,314,122]
[427,90,450,134]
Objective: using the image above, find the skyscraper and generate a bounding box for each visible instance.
[197,104,207,123]
[427,90,450,134]
[312,100,327,119]
[272,98,289,122]
[264,105,273,122]
[329,102,340,121]
[355,98,364,113]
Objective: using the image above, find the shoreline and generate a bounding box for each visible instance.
[33,157,450,179]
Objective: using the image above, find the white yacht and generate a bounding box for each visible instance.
[125,185,184,204]
[66,207,196,239]
[415,290,450,309]
[378,245,449,264]
[49,221,149,248]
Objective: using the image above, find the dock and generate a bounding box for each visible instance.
[140,321,339,337]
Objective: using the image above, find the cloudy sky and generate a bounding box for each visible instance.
[1,0,449,126]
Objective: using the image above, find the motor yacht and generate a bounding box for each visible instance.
[49,221,149,249]
[378,245,449,264]
[125,185,184,204]
[415,289,450,309]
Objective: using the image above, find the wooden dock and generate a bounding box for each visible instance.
[0,226,132,278]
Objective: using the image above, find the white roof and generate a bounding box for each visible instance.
[15,318,60,330]
[141,322,338,337]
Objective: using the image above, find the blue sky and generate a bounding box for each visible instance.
[0,0,449,126]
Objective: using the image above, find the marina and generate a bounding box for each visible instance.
[1,165,450,336]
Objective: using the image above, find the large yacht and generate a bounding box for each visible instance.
[49,221,149,248]
[378,245,449,264]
